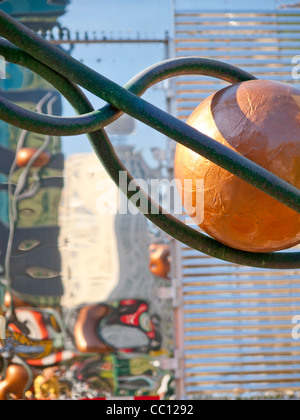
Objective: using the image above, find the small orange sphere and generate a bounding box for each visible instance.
[16,148,50,168]
[149,244,171,279]
[175,80,300,253]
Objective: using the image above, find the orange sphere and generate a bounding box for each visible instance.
[175,80,300,253]
[16,148,50,168]
[149,244,171,279]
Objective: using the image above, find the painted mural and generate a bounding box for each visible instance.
[0,0,175,400]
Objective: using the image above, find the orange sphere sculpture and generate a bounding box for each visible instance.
[16,147,50,168]
[175,80,300,253]
[149,244,171,279]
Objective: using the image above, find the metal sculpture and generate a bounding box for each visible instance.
[0,9,300,270]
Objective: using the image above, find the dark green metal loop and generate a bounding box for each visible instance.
[1,10,300,269]
[1,11,300,217]
[0,39,255,136]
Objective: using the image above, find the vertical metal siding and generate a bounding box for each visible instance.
[175,8,300,121]
[174,3,300,398]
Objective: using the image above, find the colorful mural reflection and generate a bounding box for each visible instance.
[0,0,175,400]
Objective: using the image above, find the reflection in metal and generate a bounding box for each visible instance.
[65,354,172,399]
[16,148,51,168]
[0,3,175,400]
[2,0,300,400]
[44,29,169,46]
[74,300,161,355]
[1,11,300,270]
[25,267,60,279]
[106,114,136,136]
[0,1,68,400]
[18,239,41,252]
[59,148,162,307]
[99,300,162,353]
[149,244,171,280]
[3,89,63,304]
[74,305,112,354]
[0,364,30,401]
[0,0,69,30]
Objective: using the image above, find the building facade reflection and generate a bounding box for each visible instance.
[60,147,162,307]
[0,0,67,306]
[0,0,175,400]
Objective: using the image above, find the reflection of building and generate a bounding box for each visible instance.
[60,146,162,308]
[0,1,175,400]
[59,153,119,306]
[0,0,69,31]
[0,0,69,306]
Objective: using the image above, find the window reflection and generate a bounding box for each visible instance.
[0,0,174,401]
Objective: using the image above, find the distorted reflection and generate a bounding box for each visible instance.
[0,0,174,400]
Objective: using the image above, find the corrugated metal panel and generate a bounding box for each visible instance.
[175,7,300,121]
[174,4,300,398]
[181,223,300,397]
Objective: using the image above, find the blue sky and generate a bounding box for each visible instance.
[63,0,173,36]
[58,0,174,164]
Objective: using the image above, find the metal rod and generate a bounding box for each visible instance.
[0,11,300,269]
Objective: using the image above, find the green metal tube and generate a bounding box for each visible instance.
[1,11,300,217]
[0,12,300,268]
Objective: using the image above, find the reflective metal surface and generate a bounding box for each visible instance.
[0,0,300,401]
[0,0,175,400]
